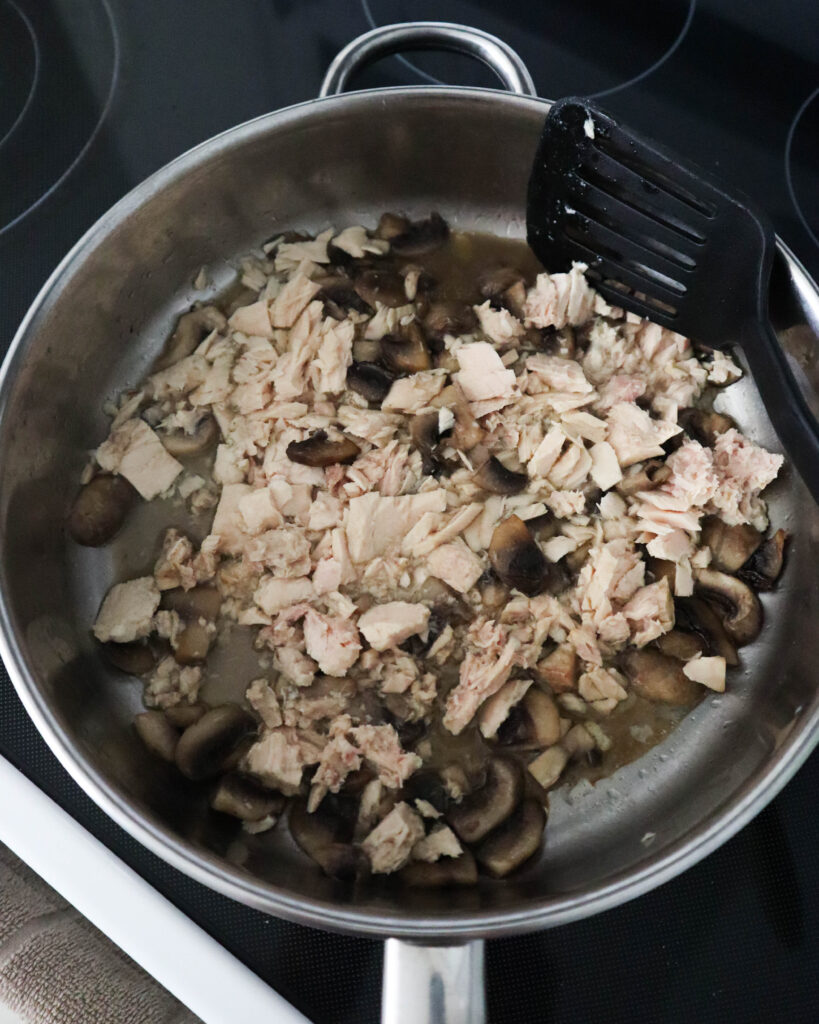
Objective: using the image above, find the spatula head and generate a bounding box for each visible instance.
[527,97,775,348]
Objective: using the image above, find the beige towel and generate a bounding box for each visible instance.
[0,845,199,1024]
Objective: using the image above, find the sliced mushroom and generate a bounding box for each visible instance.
[496,689,561,749]
[679,596,739,666]
[174,622,213,665]
[701,517,762,573]
[390,212,449,256]
[694,568,762,646]
[68,475,137,546]
[156,305,226,370]
[158,414,219,458]
[375,211,411,241]
[286,431,361,467]
[654,629,707,661]
[380,322,432,374]
[346,361,395,404]
[447,757,523,844]
[478,569,510,615]
[164,702,208,728]
[318,279,374,318]
[353,268,408,308]
[400,850,478,888]
[562,724,596,759]
[162,586,222,621]
[431,384,484,451]
[534,644,578,693]
[403,770,452,815]
[739,529,787,591]
[478,266,527,304]
[289,798,367,879]
[101,640,157,676]
[472,455,527,495]
[174,704,256,781]
[423,301,477,342]
[210,773,285,822]
[410,410,443,474]
[527,745,569,790]
[489,515,555,597]
[646,558,676,587]
[616,459,670,497]
[352,338,382,363]
[134,711,179,763]
[620,649,700,705]
[679,407,736,446]
[475,798,546,878]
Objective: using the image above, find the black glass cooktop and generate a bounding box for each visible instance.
[0,2,817,1021]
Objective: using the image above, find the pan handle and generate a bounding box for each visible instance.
[319,22,537,99]
[382,938,486,1024]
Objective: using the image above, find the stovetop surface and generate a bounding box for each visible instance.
[0,1,817,1021]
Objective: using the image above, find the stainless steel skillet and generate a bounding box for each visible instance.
[0,22,817,1024]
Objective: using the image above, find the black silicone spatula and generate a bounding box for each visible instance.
[527,96,819,503]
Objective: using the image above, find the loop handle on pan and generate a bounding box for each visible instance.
[319,21,537,98]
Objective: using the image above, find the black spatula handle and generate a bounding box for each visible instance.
[740,319,819,503]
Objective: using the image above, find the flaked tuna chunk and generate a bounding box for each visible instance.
[153,529,196,591]
[362,802,425,874]
[144,656,202,709]
[189,349,235,407]
[454,343,517,404]
[382,371,447,412]
[426,538,483,593]
[682,654,726,692]
[96,418,183,500]
[307,491,342,531]
[412,824,463,863]
[245,678,283,728]
[473,300,524,345]
[544,490,586,518]
[274,646,317,687]
[269,271,321,328]
[623,578,675,647]
[345,489,447,562]
[93,576,160,643]
[528,425,567,479]
[407,503,483,557]
[336,406,401,447]
[311,730,362,792]
[525,354,594,394]
[310,317,355,395]
[589,441,623,490]
[349,723,422,788]
[663,440,718,507]
[213,443,248,486]
[149,354,208,400]
[606,402,682,468]
[273,231,332,274]
[211,483,254,555]
[548,442,592,490]
[444,635,520,735]
[595,374,646,411]
[273,299,324,399]
[228,300,274,339]
[245,526,311,577]
[478,677,532,738]
[521,263,596,328]
[254,576,315,615]
[331,225,389,258]
[358,602,430,651]
[244,727,324,795]
[578,666,628,709]
[303,609,361,675]
[708,428,783,528]
[238,487,283,535]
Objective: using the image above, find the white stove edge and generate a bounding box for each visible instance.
[0,755,311,1024]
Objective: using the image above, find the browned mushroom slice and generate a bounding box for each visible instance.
[478,569,510,615]
[101,640,158,676]
[403,770,453,815]
[447,757,523,844]
[134,711,179,763]
[289,798,367,879]
[679,596,739,666]
[155,305,226,370]
[223,285,261,318]
[496,689,561,749]
[400,850,479,888]
[478,266,527,304]
[694,568,762,646]
[210,773,285,822]
[164,702,208,728]
[380,322,432,374]
[162,586,222,621]
[646,557,676,587]
[375,211,411,241]
[286,431,361,467]
[423,301,478,342]
[701,517,762,573]
[679,407,736,446]
[489,515,555,596]
[346,361,395,404]
[527,745,569,790]
[353,268,408,308]
[473,456,527,495]
[410,410,444,475]
[620,649,700,705]
[68,475,137,546]
[390,212,449,256]
[739,529,788,591]
[654,629,707,661]
[174,622,213,665]
[318,278,374,318]
[475,798,546,878]
[158,414,219,458]
[534,644,578,693]
[616,459,671,497]
[174,704,256,781]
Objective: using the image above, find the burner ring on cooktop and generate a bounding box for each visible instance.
[360,0,695,99]
[785,86,819,251]
[0,0,120,238]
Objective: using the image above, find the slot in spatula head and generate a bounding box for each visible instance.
[526,97,775,348]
